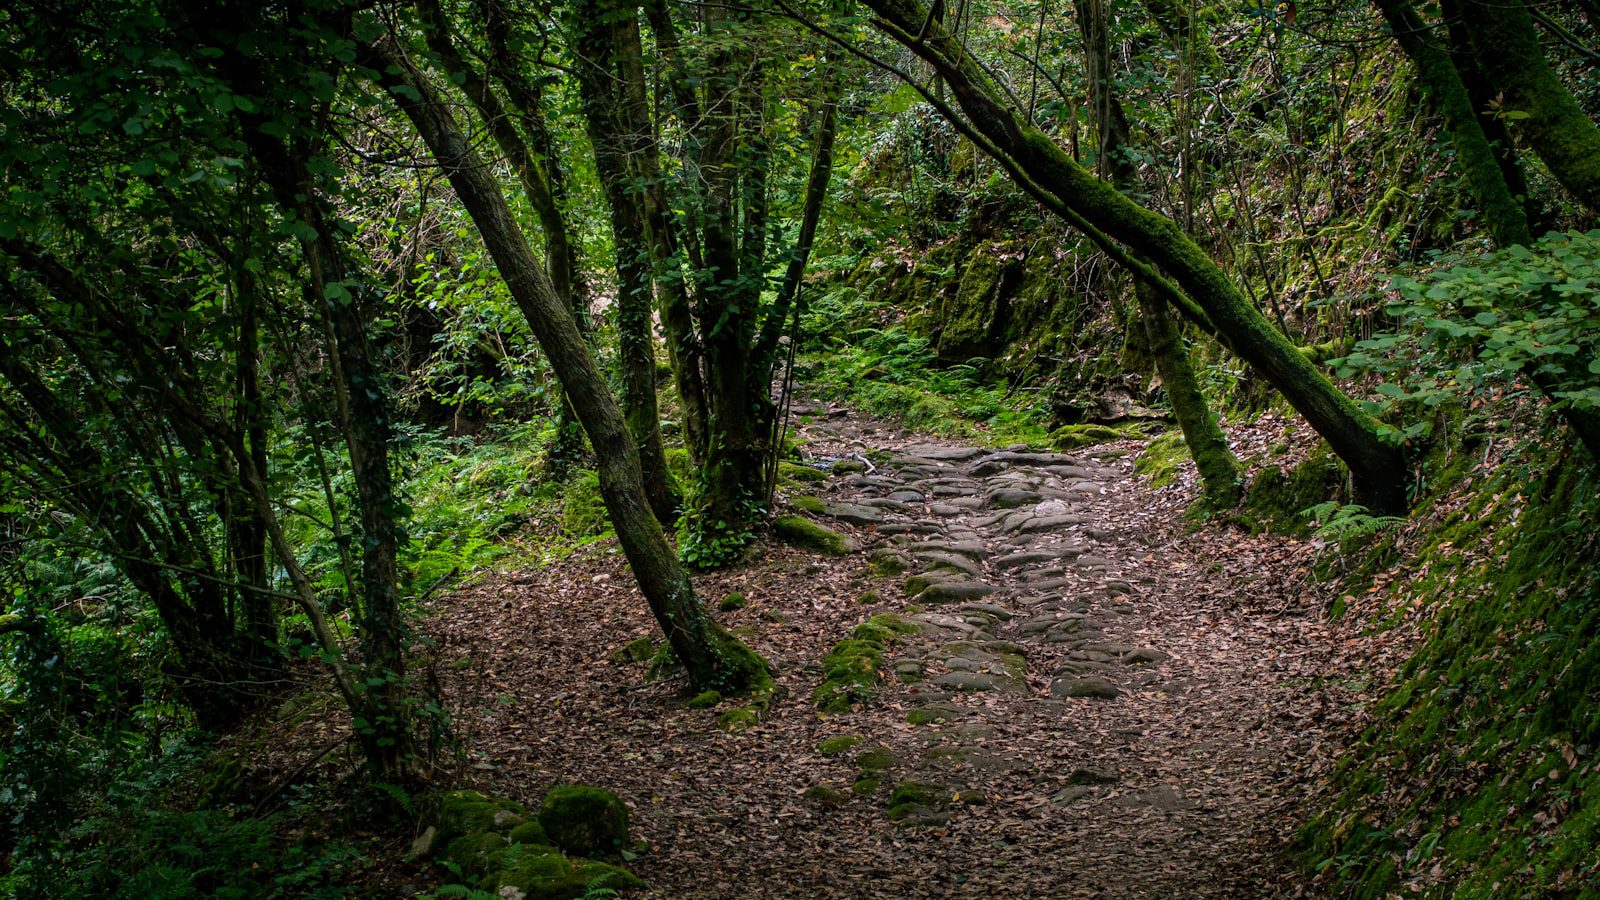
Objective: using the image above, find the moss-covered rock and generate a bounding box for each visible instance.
[818,734,864,756]
[855,747,902,773]
[780,461,828,483]
[508,820,551,847]
[538,786,630,857]
[426,790,529,847]
[936,242,1019,361]
[790,495,826,514]
[773,515,855,556]
[481,845,643,899]
[1245,447,1348,535]
[852,777,881,796]
[813,614,918,713]
[831,458,867,475]
[443,832,509,878]
[888,781,951,809]
[804,785,848,805]
[718,592,748,611]
[1051,422,1145,450]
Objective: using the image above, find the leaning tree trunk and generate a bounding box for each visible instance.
[369,37,769,694]
[1458,0,1600,216]
[861,0,1410,514]
[1076,0,1243,509]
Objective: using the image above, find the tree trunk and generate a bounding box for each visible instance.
[1459,0,1600,215]
[1075,0,1243,509]
[566,0,681,524]
[369,37,769,694]
[1370,0,1533,247]
[863,0,1411,514]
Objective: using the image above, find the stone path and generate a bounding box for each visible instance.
[782,403,1329,897]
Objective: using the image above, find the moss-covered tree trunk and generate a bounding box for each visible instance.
[372,38,769,695]
[1077,0,1243,509]
[1370,0,1533,247]
[864,0,1410,508]
[567,0,681,524]
[1458,0,1600,215]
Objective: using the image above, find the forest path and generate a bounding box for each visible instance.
[429,400,1353,898]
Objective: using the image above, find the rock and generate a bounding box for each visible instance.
[902,445,986,462]
[877,523,944,535]
[821,502,885,526]
[425,790,530,848]
[944,656,977,672]
[773,515,857,555]
[1123,648,1168,666]
[538,786,631,857]
[442,832,509,877]
[1051,677,1120,699]
[905,539,990,559]
[994,550,1056,570]
[933,671,996,692]
[958,602,1013,622]
[987,488,1043,509]
[906,703,961,725]
[869,549,912,576]
[903,571,962,596]
[408,825,438,859]
[913,551,982,576]
[485,850,643,898]
[856,747,903,772]
[609,636,655,664]
[887,489,924,503]
[889,780,952,808]
[1052,785,1094,806]
[916,581,998,604]
[893,659,925,681]
[832,458,868,475]
[804,785,848,805]
[1016,513,1089,534]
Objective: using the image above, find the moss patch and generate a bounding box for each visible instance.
[686,690,722,709]
[538,786,630,858]
[1134,430,1190,489]
[718,592,748,611]
[1050,422,1146,450]
[813,614,919,713]
[780,461,828,483]
[818,735,864,756]
[773,515,854,556]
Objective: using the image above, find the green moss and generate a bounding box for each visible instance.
[718,707,759,732]
[482,846,643,899]
[790,495,826,514]
[851,777,881,796]
[856,588,882,604]
[831,458,867,475]
[1134,430,1191,489]
[1245,447,1348,536]
[508,821,550,847]
[443,832,509,878]
[1050,422,1145,450]
[869,553,909,577]
[889,782,947,808]
[780,461,828,483]
[1295,454,1600,896]
[538,786,630,857]
[906,707,955,726]
[803,785,848,805]
[686,690,722,709]
[718,593,748,611]
[855,747,901,773]
[609,636,656,664]
[427,790,529,846]
[818,735,864,756]
[772,515,853,556]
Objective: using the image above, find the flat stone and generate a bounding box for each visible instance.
[1123,648,1168,666]
[902,445,986,462]
[914,551,982,576]
[944,657,977,672]
[986,488,1043,509]
[929,503,966,517]
[1016,514,1089,534]
[888,490,925,503]
[905,539,989,559]
[1075,554,1115,569]
[931,485,970,498]
[995,550,1056,570]
[916,581,998,604]
[1051,786,1094,806]
[877,523,943,536]
[1052,676,1120,699]
[933,671,996,692]
[857,498,913,511]
[822,502,884,526]
[958,603,1013,622]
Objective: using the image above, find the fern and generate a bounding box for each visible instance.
[1302,502,1405,542]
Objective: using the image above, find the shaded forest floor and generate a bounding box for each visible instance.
[368,400,1396,898]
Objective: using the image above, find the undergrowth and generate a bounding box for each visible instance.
[1297,441,1600,896]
